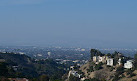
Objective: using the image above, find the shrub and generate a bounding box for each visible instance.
[87,66,94,72]
[84,78,100,81]
[95,62,103,70]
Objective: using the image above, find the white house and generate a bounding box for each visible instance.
[68,70,81,78]
[124,60,133,69]
[12,66,18,71]
[102,56,108,63]
[93,56,97,62]
[98,56,103,62]
[93,56,108,64]
[118,58,122,65]
[107,58,113,66]
[81,77,86,81]
[70,66,74,70]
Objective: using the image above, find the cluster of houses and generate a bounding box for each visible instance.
[68,66,81,80]
[67,54,134,81]
[68,70,81,78]
[92,54,133,69]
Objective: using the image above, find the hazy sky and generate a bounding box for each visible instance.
[0,0,137,48]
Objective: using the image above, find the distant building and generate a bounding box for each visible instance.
[70,66,74,70]
[19,52,25,55]
[73,60,79,63]
[37,54,42,57]
[0,59,5,62]
[8,78,29,81]
[12,66,18,71]
[124,60,133,69]
[81,49,85,51]
[47,52,51,56]
[107,58,113,66]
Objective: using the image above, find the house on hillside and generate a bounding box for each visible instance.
[0,59,5,62]
[107,58,113,66]
[70,66,74,70]
[118,58,122,65]
[93,56,101,64]
[102,56,108,63]
[93,56,108,64]
[93,56,97,62]
[68,70,81,78]
[12,66,18,71]
[124,60,133,69]
[8,78,29,81]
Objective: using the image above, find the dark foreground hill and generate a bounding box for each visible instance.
[0,52,66,81]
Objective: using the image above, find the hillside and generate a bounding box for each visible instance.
[0,52,32,66]
[67,49,137,81]
[80,61,137,81]
[0,52,66,80]
[80,61,116,81]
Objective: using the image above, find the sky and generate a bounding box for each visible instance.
[0,0,137,48]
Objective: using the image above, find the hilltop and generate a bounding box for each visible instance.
[66,49,137,81]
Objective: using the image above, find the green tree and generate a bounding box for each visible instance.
[0,62,8,76]
[39,74,49,81]
[95,62,103,70]
[69,75,80,81]
[84,78,100,81]
[87,66,94,72]
[90,49,102,59]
